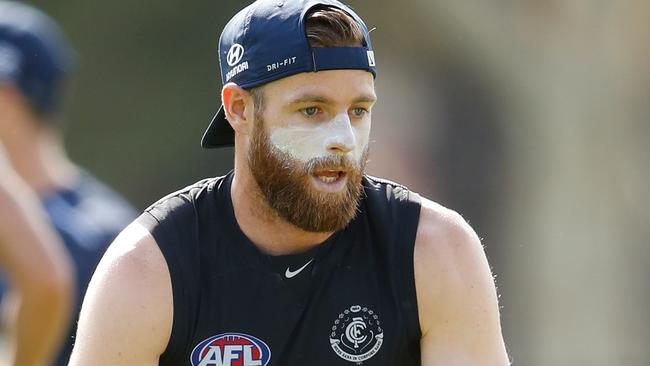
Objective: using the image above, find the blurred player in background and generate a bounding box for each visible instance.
[71,0,508,365]
[0,1,137,365]
[0,147,74,366]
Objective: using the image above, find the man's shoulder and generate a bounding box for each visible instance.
[71,221,173,364]
[143,174,230,219]
[413,197,492,330]
[362,174,419,205]
[43,171,138,238]
[363,174,410,191]
[415,197,482,266]
[413,198,507,363]
[361,175,475,246]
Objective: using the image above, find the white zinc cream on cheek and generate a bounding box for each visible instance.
[268,114,370,163]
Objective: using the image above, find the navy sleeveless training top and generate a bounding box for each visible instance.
[138,172,422,366]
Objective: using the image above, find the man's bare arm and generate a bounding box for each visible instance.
[69,222,172,366]
[0,155,74,366]
[415,198,509,365]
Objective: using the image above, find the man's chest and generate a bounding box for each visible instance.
[186,257,414,366]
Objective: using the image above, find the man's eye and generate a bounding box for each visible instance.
[351,107,368,117]
[302,107,319,116]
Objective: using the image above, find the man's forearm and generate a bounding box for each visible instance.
[0,163,75,366]
[6,275,73,366]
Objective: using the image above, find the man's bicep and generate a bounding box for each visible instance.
[69,222,173,366]
[415,199,509,365]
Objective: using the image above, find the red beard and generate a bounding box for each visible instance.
[248,115,368,232]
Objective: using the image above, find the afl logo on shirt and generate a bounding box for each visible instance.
[190,332,271,366]
[329,305,384,363]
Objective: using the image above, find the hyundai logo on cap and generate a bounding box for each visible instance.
[201,0,377,148]
[226,44,245,67]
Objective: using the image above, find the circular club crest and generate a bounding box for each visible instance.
[329,305,384,363]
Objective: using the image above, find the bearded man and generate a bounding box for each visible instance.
[70,1,509,365]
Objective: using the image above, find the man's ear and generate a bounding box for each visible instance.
[222,83,254,136]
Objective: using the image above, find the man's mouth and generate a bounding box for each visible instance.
[310,169,349,192]
[313,170,346,184]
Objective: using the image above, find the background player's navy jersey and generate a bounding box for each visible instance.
[0,172,137,366]
[138,172,423,366]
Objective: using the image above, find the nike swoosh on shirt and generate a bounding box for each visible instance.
[285,259,314,279]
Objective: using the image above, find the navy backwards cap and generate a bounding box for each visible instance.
[201,0,377,148]
[0,1,76,117]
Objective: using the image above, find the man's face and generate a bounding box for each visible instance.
[247,69,376,232]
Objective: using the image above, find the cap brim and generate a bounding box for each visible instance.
[201,106,234,148]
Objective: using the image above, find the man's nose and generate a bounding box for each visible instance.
[324,113,356,155]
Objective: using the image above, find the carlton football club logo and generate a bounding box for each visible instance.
[190,332,271,366]
[329,305,384,363]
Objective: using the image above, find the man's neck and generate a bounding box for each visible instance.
[230,167,333,256]
[2,129,78,196]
